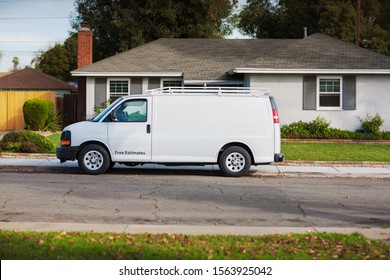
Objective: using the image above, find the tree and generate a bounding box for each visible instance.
[12,56,20,72]
[318,0,356,43]
[238,0,390,55]
[72,0,238,61]
[238,0,322,38]
[237,0,277,38]
[318,0,389,54]
[33,34,77,81]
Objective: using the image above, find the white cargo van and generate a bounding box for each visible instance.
[56,87,284,176]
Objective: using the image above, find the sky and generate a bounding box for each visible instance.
[0,0,247,72]
[0,0,75,72]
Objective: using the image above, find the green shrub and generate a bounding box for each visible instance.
[281,116,389,140]
[94,99,112,114]
[281,117,332,138]
[359,113,384,134]
[308,117,332,138]
[23,98,50,131]
[0,130,54,153]
[23,98,61,132]
[43,100,62,132]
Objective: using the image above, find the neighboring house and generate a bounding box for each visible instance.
[72,30,390,131]
[0,72,11,79]
[0,67,78,130]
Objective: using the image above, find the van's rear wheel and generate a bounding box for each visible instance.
[78,144,110,175]
[219,146,251,177]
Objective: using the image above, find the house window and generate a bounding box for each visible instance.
[108,79,129,99]
[317,77,342,109]
[162,80,182,88]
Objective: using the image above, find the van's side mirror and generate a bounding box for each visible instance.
[111,110,118,122]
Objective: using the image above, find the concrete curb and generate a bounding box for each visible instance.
[1,152,390,167]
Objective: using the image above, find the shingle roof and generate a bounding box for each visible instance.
[72,38,297,80]
[0,72,11,78]
[72,33,390,80]
[0,67,77,91]
[244,33,390,69]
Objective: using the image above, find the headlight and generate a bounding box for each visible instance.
[60,130,71,146]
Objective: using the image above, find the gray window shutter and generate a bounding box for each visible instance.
[95,78,107,106]
[343,76,356,110]
[303,76,316,110]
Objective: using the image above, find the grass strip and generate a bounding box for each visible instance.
[1,231,389,260]
[282,143,390,162]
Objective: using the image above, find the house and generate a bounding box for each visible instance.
[0,67,78,130]
[72,27,390,131]
[0,72,11,79]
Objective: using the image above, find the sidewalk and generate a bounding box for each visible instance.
[0,153,390,178]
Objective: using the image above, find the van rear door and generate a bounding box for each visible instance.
[107,97,152,161]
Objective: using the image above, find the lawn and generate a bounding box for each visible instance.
[1,230,389,260]
[282,142,390,162]
[46,133,61,153]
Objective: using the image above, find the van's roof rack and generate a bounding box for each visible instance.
[146,87,270,96]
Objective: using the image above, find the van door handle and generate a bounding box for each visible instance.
[146,124,151,134]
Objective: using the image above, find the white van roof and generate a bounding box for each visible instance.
[146,87,270,97]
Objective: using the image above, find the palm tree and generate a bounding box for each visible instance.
[12,56,20,72]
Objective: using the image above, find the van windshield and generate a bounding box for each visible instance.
[92,97,123,122]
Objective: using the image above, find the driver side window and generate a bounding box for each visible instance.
[112,99,147,122]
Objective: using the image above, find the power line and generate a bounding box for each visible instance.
[0,16,70,20]
[0,40,64,43]
[0,50,43,54]
[0,0,71,2]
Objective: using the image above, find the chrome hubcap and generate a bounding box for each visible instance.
[225,152,245,172]
[83,150,104,170]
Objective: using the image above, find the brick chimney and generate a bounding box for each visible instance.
[77,22,93,68]
[76,22,93,121]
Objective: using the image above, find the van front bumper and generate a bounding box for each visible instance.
[56,146,79,163]
[274,153,284,162]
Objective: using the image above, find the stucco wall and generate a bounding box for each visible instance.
[249,74,390,131]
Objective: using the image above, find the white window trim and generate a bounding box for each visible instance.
[316,76,343,111]
[107,78,131,99]
[161,78,183,88]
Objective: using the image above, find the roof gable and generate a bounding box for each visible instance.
[0,67,77,91]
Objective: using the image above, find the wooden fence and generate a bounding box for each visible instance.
[0,91,56,131]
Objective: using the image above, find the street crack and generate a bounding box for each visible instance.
[276,185,307,218]
[63,189,74,204]
[1,200,10,210]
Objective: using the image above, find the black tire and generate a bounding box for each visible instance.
[78,144,111,175]
[218,146,251,177]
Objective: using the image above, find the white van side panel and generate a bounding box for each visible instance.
[151,95,274,163]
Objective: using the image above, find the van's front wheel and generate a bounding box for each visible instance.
[219,146,251,177]
[78,144,110,175]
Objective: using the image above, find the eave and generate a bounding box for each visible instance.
[71,71,184,77]
[229,68,390,75]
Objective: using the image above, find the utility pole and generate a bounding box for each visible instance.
[356,0,361,46]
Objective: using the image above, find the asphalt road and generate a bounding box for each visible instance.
[0,170,389,228]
